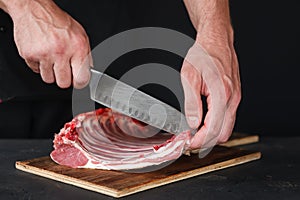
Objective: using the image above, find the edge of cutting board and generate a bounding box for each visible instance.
[15,149,261,198]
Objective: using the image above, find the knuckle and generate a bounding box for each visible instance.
[50,35,68,56]
[74,35,89,49]
[235,90,242,104]
[21,47,47,60]
[53,66,72,88]
[22,51,35,61]
[231,87,242,106]
[48,39,69,57]
[53,43,66,56]
[55,66,69,75]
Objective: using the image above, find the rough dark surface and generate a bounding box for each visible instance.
[1,137,299,200]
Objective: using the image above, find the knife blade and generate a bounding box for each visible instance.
[89,68,192,135]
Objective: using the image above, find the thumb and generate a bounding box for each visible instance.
[181,60,203,129]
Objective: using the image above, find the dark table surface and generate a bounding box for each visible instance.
[0,137,299,200]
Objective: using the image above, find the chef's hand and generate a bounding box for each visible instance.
[0,0,92,89]
[182,0,241,150]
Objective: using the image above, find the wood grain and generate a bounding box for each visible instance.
[16,146,261,198]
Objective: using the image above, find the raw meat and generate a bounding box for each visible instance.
[50,108,191,170]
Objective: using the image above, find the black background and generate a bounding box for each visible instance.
[230,0,300,136]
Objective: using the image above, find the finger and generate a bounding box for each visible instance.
[181,60,203,129]
[217,52,241,143]
[71,51,91,89]
[217,110,236,144]
[25,60,40,73]
[53,59,72,88]
[39,60,55,84]
[188,66,228,149]
[217,87,241,143]
[189,92,227,149]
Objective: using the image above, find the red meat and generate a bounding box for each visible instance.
[50,108,191,170]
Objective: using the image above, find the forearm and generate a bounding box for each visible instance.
[0,0,10,12]
[0,0,71,31]
[0,0,27,15]
[183,0,233,42]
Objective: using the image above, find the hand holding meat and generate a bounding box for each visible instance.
[1,0,92,89]
[182,0,241,149]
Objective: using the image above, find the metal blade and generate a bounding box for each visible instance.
[89,69,192,135]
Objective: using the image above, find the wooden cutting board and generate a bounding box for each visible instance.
[15,133,261,198]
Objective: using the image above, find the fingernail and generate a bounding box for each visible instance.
[188,116,199,128]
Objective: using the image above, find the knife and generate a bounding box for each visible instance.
[89,68,193,135]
